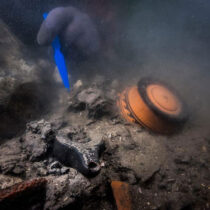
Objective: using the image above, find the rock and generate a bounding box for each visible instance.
[43,160,48,165]
[23,131,48,161]
[69,86,113,119]
[60,167,69,175]
[0,138,26,175]
[27,120,54,141]
[0,175,23,190]
[44,173,92,210]
[23,120,55,161]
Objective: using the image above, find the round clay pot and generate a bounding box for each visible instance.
[117,78,187,134]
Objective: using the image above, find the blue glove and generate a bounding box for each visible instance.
[37,7,100,56]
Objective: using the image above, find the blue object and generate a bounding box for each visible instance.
[43,13,70,90]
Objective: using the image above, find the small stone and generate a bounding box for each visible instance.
[37,168,48,176]
[138,187,142,194]
[167,179,176,183]
[60,167,69,175]
[100,162,105,167]
[73,80,83,89]
[38,119,45,124]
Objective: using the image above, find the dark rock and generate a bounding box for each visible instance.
[26,120,54,142]
[69,87,112,119]
[43,160,48,165]
[48,157,54,164]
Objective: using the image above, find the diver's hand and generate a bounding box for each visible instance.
[37,7,100,56]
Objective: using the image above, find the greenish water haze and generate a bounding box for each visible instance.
[109,0,210,126]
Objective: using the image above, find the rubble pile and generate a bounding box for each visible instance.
[0,76,209,210]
